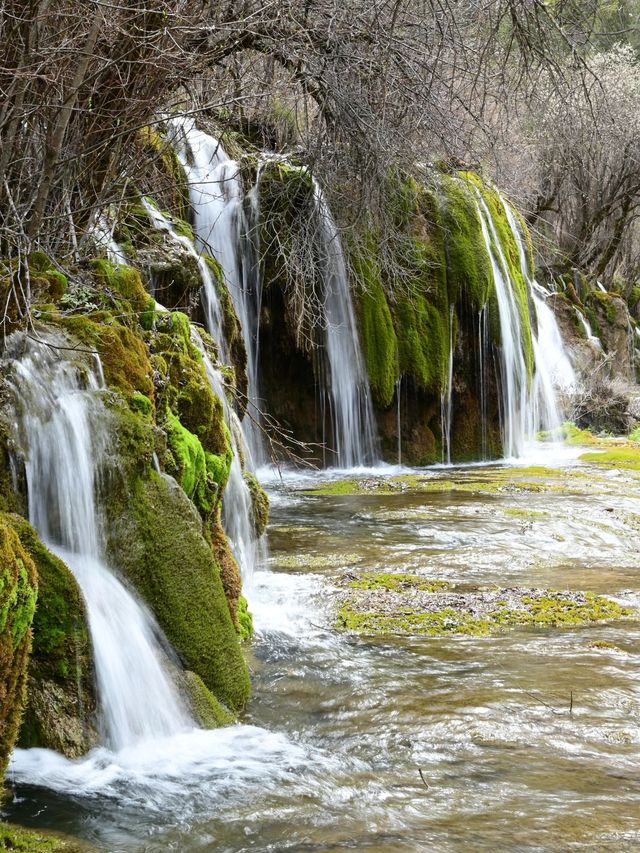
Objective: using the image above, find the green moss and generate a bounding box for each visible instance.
[89,259,148,314]
[104,471,250,712]
[0,823,93,852]
[0,514,37,780]
[244,472,269,537]
[4,518,96,757]
[236,595,254,640]
[504,508,550,518]
[352,238,399,408]
[166,409,207,496]
[579,447,640,470]
[438,172,493,308]
[183,670,234,728]
[57,314,154,403]
[337,591,631,637]
[131,390,153,419]
[346,572,451,592]
[28,252,68,302]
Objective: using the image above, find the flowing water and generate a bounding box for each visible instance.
[474,191,575,458]
[4,333,191,748]
[5,452,640,852]
[170,118,266,463]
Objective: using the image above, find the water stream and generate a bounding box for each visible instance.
[5,456,640,851]
[4,333,191,748]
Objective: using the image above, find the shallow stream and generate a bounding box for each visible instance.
[5,456,640,851]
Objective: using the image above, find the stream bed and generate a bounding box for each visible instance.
[5,457,640,852]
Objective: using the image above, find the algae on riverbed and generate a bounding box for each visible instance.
[335,572,633,637]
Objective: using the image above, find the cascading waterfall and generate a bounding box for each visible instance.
[140,198,229,357]
[312,180,379,468]
[169,118,265,464]
[140,201,263,582]
[474,193,530,457]
[477,306,490,459]
[5,333,192,749]
[440,305,455,465]
[473,188,576,456]
[576,308,603,350]
[190,328,263,584]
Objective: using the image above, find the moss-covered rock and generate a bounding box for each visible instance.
[0,514,37,781]
[103,470,250,712]
[0,823,94,852]
[244,472,269,538]
[8,518,97,757]
[182,670,234,728]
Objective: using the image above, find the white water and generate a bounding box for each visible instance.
[140,197,229,360]
[473,190,575,456]
[93,217,127,265]
[190,327,264,584]
[170,118,265,463]
[312,180,379,467]
[5,333,191,749]
[440,305,455,464]
[474,193,530,457]
[141,199,264,581]
[576,308,604,350]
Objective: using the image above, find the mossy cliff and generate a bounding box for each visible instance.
[0,246,256,744]
[0,514,37,780]
[256,163,527,463]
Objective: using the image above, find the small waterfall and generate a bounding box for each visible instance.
[474,193,530,457]
[169,118,265,463]
[141,197,229,360]
[141,199,264,580]
[440,305,455,465]
[473,187,575,457]
[396,376,403,466]
[312,181,379,468]
[5,333,191,749]
[190,328,264,584]
[477,306,490,459]
[576,308,603,350]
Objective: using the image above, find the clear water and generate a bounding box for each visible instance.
[6,456,640,852]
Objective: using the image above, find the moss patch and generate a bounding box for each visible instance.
[0,514,37,780]
[344,572,452,592]
[104,471,250,712]
[0,823,93,852]
[336,585,632,638]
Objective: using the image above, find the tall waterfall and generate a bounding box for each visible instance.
[169,119,377,469]
[141,200,263,581]
[169,118,265,464]
[5,333,192,749]
[312,180,379,468]
[473,189,575,457]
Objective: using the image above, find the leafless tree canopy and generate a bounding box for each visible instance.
[1,0,638,293]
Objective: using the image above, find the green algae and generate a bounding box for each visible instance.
[336,591,632,638]
[346,572,452,592]
[0,823,93,852]
[579,446,640,470]
[0,514,37,779]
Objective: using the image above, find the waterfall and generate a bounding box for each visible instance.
[440,305,455,465]
[4,333,192,749]
[190,328,263,584]
[169,118,265,464]
[473,188,575,457]
[312,180,379,468]
[477,306,490,459]
[576,308,603,350]
[474,193,530,457]
[140,198,229,359]
[141,198,263,581]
